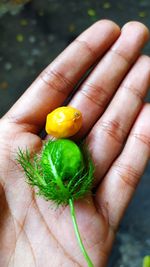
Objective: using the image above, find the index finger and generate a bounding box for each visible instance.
[3,20,120,133]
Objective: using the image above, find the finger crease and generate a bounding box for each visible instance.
[110,49,131,65]
[39,70,73,96]
[75,38,98,58]
[81,90,105,108]
[81,82,110,108]
[113,162,140,189]
[132,133,150,148]
[46,68,74,88]
[39,73,67,95]
[99,119,127,145]
[121,84,144,103]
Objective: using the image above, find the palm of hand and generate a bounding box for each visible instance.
[0,126,111,267]
[0,20,150,267]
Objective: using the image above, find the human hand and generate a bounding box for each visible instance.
[0,20,149,267]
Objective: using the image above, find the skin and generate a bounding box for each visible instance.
[0,20,150,267]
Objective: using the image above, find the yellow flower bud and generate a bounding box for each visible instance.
[45,106,82,138]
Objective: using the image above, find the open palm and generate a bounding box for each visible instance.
[0,20,150,267]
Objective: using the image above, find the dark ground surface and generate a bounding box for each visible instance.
[0,1,150,266]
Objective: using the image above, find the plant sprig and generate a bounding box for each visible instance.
[17,139,95,266]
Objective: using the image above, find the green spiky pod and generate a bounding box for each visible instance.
[17,139,94,205]
[17,139,95,267]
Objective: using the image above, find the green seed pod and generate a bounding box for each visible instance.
[17,139,94,206]
[41,139,84,182]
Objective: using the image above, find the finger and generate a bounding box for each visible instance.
[3,20,120,132]
[87,54,150,183]
[70,22,149,138]
[95,103,150,231]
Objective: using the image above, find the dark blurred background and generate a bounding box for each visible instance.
[0,0,150,266]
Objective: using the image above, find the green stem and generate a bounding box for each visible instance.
[69,198,94,267]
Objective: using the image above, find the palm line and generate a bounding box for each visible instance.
[6,194,37,267]
[33,194,82,267]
